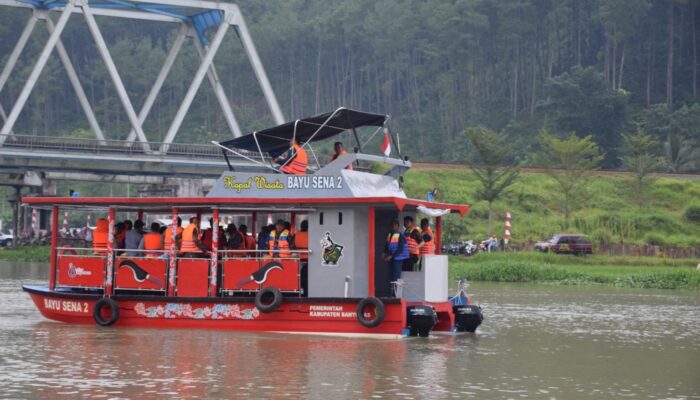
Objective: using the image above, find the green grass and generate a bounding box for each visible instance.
[403,168,700,247]
[0,246,51,263]
[450,252,700,289]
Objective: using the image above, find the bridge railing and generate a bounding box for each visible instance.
[0,133,256,160]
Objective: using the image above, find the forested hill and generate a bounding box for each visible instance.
[0,1,698,169]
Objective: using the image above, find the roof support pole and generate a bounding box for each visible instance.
[209,207,219,296]
[105,206,115,296]
[49,205,59,290]
[0,4,72,145]
[43,13,106,144]
[368,206,375,297]
[160,14,231,154]
[167,207,178,296]
[81,3,151,152]
[125,23,188,144]
[231,6,285,125]
[193,35,242,138]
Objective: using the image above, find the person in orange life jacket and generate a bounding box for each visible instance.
[114,222,127,251]
[161,217,183,252]
[419,218,435,255]
[180,217,209,257]
[331,141,353,170]
[269,219,295,258]
[143,222,162,258]
[238,224,257,257]
[402,216,423,271]
[276,137,308,175]
[92,218,109,255]
[384,220,409,292]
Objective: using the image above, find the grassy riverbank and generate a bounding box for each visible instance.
[403,167,700,247]
[450,252,700,289]
[0,246,50,263]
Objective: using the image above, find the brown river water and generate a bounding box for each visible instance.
[1,261,699,399]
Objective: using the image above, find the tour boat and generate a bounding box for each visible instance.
[22,108,483,338]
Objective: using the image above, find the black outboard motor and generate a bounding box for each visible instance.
[406,305,437,337]
[453,304,483,332]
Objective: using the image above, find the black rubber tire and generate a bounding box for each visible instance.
[255,287,283,313]
[93,297,119,326]
[356,297,385,328]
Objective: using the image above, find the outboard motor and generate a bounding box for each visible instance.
[406,305,437,337]
[453,304,483,332]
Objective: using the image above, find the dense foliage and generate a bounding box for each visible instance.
[0,0,698,169]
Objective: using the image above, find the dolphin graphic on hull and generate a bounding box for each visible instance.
[236,261,284,288]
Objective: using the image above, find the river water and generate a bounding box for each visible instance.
[1,261,699,400]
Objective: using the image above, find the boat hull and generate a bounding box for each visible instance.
[24,285,431,336]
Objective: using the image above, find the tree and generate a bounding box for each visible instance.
[464,127,520,236]
[619,126,661,207]
[533,130,604,227]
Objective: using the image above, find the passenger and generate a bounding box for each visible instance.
[93,218,109,255]
[257,225,273,256]
[143,222,162,258]
[124,219,145,257]
[402,216,423,271]
[295,220,309,261]
[269,219,294,258]
[162,217,183,252]
[201,218,214,251]
[217,224,227,250]
[331,141,353,170]
[384,219,408,296]
[114,222,126,250]
[226,224,244,254]
[180,217,208,257]
[419,218,435,256]
[238,224,257,257]
[277,137,308,175]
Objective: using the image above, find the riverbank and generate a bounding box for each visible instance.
[451,252,700,289]
[0,246,50,263]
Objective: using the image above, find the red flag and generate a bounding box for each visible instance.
[380,127,391,156]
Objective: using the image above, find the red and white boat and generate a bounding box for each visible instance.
[23,108,483,338]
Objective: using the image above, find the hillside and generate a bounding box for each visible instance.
[402,167,700,247]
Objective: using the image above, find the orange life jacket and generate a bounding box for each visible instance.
[405,226,421,255]
[268,229,291,258]
[144,232,162,258]
[280,144,308,175]
[331,149,353,170]
[163,225,183,250]
[93,219,109,255]
[420,227,435,255]
[295,231,309,260]
[180,224,202,254]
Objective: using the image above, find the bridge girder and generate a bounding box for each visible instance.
[0,0,285,153]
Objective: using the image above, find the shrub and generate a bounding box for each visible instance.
[684,205,700,224]
[644,233,666,246]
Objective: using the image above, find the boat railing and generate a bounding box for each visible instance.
[54,247,309,296]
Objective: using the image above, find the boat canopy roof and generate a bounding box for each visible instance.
[22,196,469,217]
[220,108,387,158]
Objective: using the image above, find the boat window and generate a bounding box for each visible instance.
[320,212,324,225]
[338,212,343,225]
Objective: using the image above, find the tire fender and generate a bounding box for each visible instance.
[356,297,385,328]
[255,287,283,313]
[93,297,119,326]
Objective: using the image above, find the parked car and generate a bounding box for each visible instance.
[0,232,13,247]
[534,234,592,255]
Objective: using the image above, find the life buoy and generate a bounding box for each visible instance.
[93,297,120,326]
[255,287,283,313]
[356,297,385,328]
